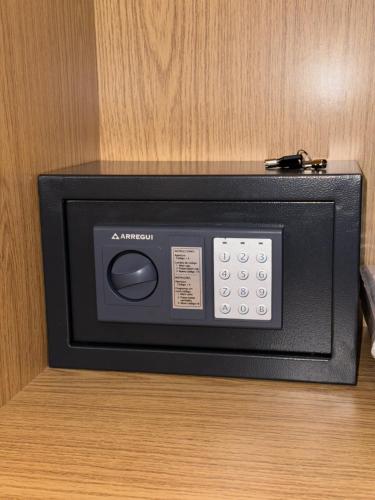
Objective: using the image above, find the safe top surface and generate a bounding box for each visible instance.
[43,160,361,177]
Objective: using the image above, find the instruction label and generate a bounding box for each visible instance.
[171,247,203,310]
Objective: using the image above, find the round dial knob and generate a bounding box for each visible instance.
[109,252,158,301]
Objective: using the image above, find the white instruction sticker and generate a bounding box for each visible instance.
[171,247,203,310]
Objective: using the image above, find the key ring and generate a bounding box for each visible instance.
[297,150,312,163]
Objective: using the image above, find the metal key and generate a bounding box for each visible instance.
[265,150,327,170]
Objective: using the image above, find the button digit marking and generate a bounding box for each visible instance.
[237,252,249,263]
[238,269,249,280]
[238,304,249,315]
[256,269,267,281]
[256,287,267,298]
[256,252,267,263]
[219,286,231,297]
[219,269,230,280]
[219,251,231,262]
[220,303,231,314]
[256,304,267,315]
[238,286,249,297]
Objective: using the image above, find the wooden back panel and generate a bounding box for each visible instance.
[0,0,99,406]
[95,0,375,261]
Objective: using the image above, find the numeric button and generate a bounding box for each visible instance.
[256,287,267,298]
[219,251,231,262]
[238,304,249,315]
[238,269,249,280]
[256,252,267,263]
[219,269,230,280]
[238,286,249,297]
[256,269,267,281]
[237,252,249,263]
[219,286,231,297]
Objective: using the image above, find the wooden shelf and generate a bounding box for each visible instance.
[0,333,374,499]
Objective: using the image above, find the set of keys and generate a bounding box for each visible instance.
[264,150,327,170]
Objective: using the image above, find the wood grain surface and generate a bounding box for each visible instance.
[0,0,99,406]
[0,332,374,499]
[94,0,375,262]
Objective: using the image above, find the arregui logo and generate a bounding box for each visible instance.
[111,232,154,241]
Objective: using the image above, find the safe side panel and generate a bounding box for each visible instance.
[66,200,334,355]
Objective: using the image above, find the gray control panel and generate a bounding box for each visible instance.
[94,226,283,329]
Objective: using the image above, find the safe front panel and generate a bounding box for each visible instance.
[67,200,333,355]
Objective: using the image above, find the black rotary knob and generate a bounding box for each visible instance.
[109,251,158,301]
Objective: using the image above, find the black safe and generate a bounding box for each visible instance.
[39,161,363,384]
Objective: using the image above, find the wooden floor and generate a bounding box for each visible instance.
[1,335,375,499]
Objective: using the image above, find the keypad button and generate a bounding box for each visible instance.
[237,251,249,263]
[256,252,267,263]
[256,269,267,281]
[256,287,267,298]
[256,304,267,315]
[219,251,231,262]
[220,303,231,314]
[238,286,249,297]
[219,269,230,280]
[238,304,249,315]
[237,269,249,280]
[219,286,231,297]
